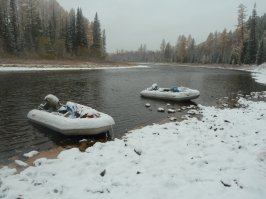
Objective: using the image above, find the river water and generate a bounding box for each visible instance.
[0,64,265,163]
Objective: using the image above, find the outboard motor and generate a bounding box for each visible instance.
[39,94,61,112]
[151,83,158,90]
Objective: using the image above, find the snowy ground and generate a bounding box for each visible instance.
[249,63,266,85]
[0,63,266,199]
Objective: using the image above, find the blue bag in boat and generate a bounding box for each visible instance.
[170,86,180,92]
[58,102,79,118]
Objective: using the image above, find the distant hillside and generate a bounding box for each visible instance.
[0,0,106,60]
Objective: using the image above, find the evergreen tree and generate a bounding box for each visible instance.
[256,39,265,65]
[23,0,42,51]
[0,1,12,53]
[179,35,187,63]
[101,29,107,58]
[164,42,172,62]
[187,36,195,63]
[65,17,70,52]
[92,13,101,57]
[76,7,88,52]
[65,9,76,54]
[0,1,3,36]
[160,39,166,61]
[9,0,19,53]
[236,4,247,64]
[0,1,3,51]
[245,4,258,64]
[49,4,57,42]
[219,29,228,63]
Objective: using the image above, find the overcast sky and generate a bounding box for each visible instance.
[57,0,266,53]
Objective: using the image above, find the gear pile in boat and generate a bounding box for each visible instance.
[140,83,200,101]
[39,94,100,119]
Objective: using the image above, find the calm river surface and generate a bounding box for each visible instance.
[0,64,266,163]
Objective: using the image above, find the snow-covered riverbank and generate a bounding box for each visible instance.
[0,63,266,199]
[0,65,149,71]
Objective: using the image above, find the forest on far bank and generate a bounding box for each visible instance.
[110,4,266,66]
[0,0,106,60]
[1,1,266,65]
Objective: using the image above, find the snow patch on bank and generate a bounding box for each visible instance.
[0,65,149,72]
[250,63,266,85]
[23,151,39,158]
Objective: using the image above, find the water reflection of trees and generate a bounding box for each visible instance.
[179,69,266,105]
